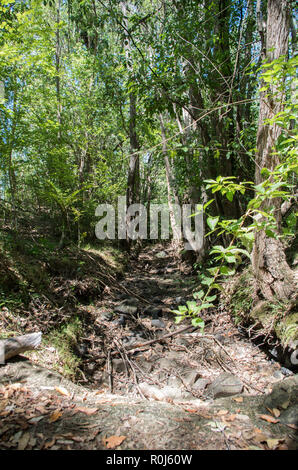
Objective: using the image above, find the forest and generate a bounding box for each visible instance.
[0,0,297,452]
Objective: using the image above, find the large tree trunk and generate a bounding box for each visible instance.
[252,0,296,301]
[120,2,140,250]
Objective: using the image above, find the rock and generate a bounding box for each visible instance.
[114,303,138,315]
[139,382,184,400]
[182,370,201,387]
[156,251,167,258]
[144,306,162,318]
[151,319,165,329]
[159,358,175,369]
[74,344,88,357]
[113,314,126,326]
[101,311,113,321]
[86,362,97,374]
[192,378,210,391]
[281,367,294,377]
[124,297,139,306]
[123,335,143,347]
[269,347,279,360]
[167,376,181,388]
[279,405,298,426]
[112,358,127,373]
[273,370,284,380]
[175,336,190,346]
[263,375,298,410]
[214,334,227,344]
[235,414,250,422]
[207,373,243,398]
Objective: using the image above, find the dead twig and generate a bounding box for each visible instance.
[107,349,113,393]
[111,324,196,357]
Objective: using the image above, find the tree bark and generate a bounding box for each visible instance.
[160,114,181,243]
[0,332,42,362]
[252,0,296,301]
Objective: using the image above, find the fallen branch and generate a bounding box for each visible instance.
[111,324,196,357]
[0,332,42,362]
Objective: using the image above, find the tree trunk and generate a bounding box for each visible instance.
[252,0,296,301]
[160,114,181,243]
[120,2,140,250]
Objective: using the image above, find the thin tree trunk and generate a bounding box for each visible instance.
[160,114,181,243]
[7,89,18,228]
[55,0,62,141]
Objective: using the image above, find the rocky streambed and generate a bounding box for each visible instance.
[1,245,297,450]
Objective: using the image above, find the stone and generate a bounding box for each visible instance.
[159,358,175,369]
[273,370,284,380]
[281,367,293,377]
[123,335,143,347]
[112,358,127,373]
[144,306,162,318]
[207,373,243,398]
[263,375,298,410]
[279,405,298,426]
[114,303,138,315]
[192,378,210,391]
[156,251,167,258]
[139,382,184,400]
[113,314,126,326]
[86,362,97,374]
[101,311,113,321]
[151,319,165,329]
[182,370,201,387]
[214,334,227,344]
[175,336,190,346]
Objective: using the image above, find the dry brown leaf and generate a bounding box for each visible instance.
[253,433,268,443]
[217,409,229,416]
[258,414,279,424]
[284,423,298,430]
[266,438,282,450]
[49,409,62,423]
[55,386,70,397]
[272,408,281,418]
[103,435,126,449]
[254,427,263,433]
[277,443,289,450]
[224,414,236,422]
[75,406,98,415]
[44,437,56,449]
[233,397,243,403]
[17,432,30,450]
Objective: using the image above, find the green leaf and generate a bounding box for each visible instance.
[191,317,204,329]
[220,266,235,276]
[175,316,185,324]
[206,295,217,302]
[186,300,197,311]
[207,216,219,231]
[193,290,204,300]
[201,277,214,286]
[226,191,234,202]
